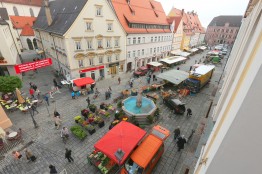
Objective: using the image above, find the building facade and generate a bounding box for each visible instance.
[0,8,22,77]
[194,1,262,173]
[168,16,183,54]
[110,0,172,71]
[33,0,126,80]
[205,15,242,46]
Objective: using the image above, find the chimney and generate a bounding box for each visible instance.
[182,9,184,15]
[44,0,52,26]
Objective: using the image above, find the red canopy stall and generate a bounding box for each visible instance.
[88,122,146,173]
[73,77,95,87]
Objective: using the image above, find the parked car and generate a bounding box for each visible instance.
[163,97,186,114]
[134,66,149,77]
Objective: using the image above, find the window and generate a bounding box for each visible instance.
[13,6,19,16]
[107,23,113,31]
[154,48,156,53]
[157,47,159,53]
[89,59,93,65]
[96,6,102,16]
[138,37,141,44]
[160,47,162,52]
[132,51,136,57]
[99,56,103,63]
[29,8,34,17]
[75,41,81,50]
[150,48,152,54]
[115,39,119,47]
[78,60,84,67]
[115,54,119,60]
[97,40,103,49]
[158,36,160,42]
[107,56,111,62]
[137,50,140,56]
[151,37,153,42]
[87,40,92,49]
[133,37,136,44]
[128,38,131,45]
[142,49,144,56]
[127,51,131,58]
[154,37,157,42]
[86,22,92,30]
[142,37,145,43]
[161,36,164,41]
[106,39,111,48]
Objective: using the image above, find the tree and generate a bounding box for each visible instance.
[0,76,22,93]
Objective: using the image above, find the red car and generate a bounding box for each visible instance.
[134,66,148,76]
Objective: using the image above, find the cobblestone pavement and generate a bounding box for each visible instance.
[0,50,227,174]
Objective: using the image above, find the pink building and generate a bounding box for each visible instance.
[205,15,242,46]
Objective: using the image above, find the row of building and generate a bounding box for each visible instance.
[0,0,242,81]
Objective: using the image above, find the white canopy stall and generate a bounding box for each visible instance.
[156,69,189,85]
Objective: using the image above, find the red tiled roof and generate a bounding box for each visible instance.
[1,0,42,7]
[111,0,171,34]
[10,16,36,29]
[20,23,34,36]
[168,16,182,33]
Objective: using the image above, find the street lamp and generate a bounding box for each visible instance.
[26,101,39,128]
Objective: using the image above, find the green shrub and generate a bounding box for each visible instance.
[70,125,87,140]
[147,115,154,124]
[117,101,122,108]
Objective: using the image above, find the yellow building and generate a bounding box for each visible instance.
[181,33,190,51]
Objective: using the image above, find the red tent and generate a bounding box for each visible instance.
[73,77,95,87]
[94,121,146,165]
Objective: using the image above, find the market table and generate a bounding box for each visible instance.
[8,132,18,138]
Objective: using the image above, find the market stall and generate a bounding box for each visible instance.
[147,62,163,72]
[159,56,187,68]
[88,122,146,174]
[156,69,189,86]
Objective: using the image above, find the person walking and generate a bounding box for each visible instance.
[153,74,156,81]
[177,67,180,70]
[186,108,192,117]
[61,127,69,143]
[31,103,39,116]
[130,81,133,88]
[65,148,74,162]
[118,77,121,84]
[146,76,150,84]
[32,84,38,91]
[189,66,193,71]
[108,86,112,92]
[53,79,58,88]
[29,87,35,99]
[25,149,36,162]
[176,135,187,152]
[49,165,58,174]
[12,151,22,160]
[71,91,75,99]
[173,126,181,141]
[54,113,62,130]
[44,94,49,106]
[86,97,90,106]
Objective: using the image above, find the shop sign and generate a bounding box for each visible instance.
[79,65,104,73]
[109,62,119,67]
[14,58,52,74]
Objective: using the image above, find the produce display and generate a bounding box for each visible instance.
[70,125,87,140]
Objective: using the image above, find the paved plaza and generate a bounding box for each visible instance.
[0,50,227,174]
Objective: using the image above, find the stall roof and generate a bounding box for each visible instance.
[189,48,199,52]
[156,69,189,85]
[171,50,182,55]
[198,46,207,50]
[193,65,215,75]
[160,56,187,65]
[73,77,95,87]
[147,62,163,67]
[94,122,146,165]
[180,52,191,57]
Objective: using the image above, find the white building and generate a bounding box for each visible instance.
[168,16,183,54]
[194,1,262,173]
[33,0,126,80]
[0,8,21,77]
[110,0,172,71]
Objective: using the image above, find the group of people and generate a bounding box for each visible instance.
[29,82,40,99]
[12,149,36,162]
[146,73,157,84]
[173,126,187,152]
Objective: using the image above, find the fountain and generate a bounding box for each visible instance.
[122,89,157,124]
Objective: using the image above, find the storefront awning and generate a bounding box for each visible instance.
[94,122,146,165]
[193,65,215,75]
[160,56,187,65]
[198,46,207,50]
[147,62,163,67]
[73,77,95,87]
[156,69,189,85]
[171,50,182,55]
[189,48,199,52]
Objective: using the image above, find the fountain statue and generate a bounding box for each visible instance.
[136,89,143,107]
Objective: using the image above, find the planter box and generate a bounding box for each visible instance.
[88,129,96,135]
[98,121,105,128]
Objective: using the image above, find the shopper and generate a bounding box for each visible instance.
[44,94,49,106]
[71,91,75,99]
[49,165,58,174]
[12,151,22,160]
[86,97,90,106]
[177,135,187,152]
[118,77,121,84]
[173,126,181,141]
[25,149,37,162]
[65,148,74,162]
[29,88,35,99]
[186,108,192,117]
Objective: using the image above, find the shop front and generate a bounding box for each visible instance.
[108,62,119,76]
[79,65,105,80]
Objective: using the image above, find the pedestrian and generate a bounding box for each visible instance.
[29,87,35,99]
[186,108,192,117]
[65,148,74,162]
[177,67,180,70]
[53,79,58,87]
[173,126,181,141]
[86,97,90,106]
[146,76,150,84]
[44,94,49,106]
[176,135,187,152]
[153,74,156,81]
[118,77,121,84]
[161,68,163,73]
[31,103,39,116]
[54,115,62,130]
[71,91,75,99]
[12,151,22,160]
[49,165,58,174]
[130,81,133,88]
[76,91,80,99]
[32,84,38,91]
[189,66,193,71]
[29,82,33,88]
[61,127,69,143]
[25,149,37,162]
[108,86,112,91]
[105,91,109,100]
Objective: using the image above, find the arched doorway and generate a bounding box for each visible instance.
[27,38,34,50]
[33,38,38,49]
[127,62,132,72]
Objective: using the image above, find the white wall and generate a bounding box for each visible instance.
[21,36,37,50]
[172,20,183,51]
[190,32,200,47]
[126,32,172,70]
[0,2,40,17]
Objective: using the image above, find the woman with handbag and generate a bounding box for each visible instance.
[25,149,36,162]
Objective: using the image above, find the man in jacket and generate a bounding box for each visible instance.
[65,148,74,162]
[177,135,187,152]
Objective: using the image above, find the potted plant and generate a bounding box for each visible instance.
[81,109,89,117]
[89,104,97,113]
[74,115,82,123]
[70,125,87,140]
[94,116,105,128]
[85,124,96,135]
[117,101,122,108]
